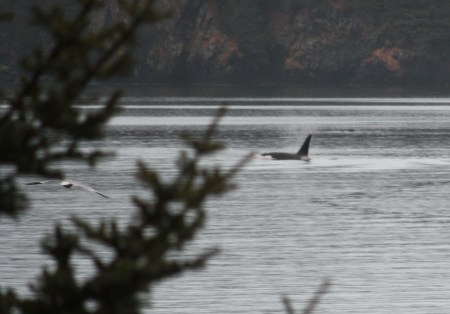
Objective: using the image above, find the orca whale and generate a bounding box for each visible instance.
[261,134,312,161]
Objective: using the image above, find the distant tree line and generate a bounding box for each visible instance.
[1,0,448,86]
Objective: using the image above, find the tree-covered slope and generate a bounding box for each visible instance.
[1,0,449,87]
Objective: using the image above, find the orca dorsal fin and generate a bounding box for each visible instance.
[297,134,312,156]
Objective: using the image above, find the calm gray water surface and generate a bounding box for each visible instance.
[2,97,450,313]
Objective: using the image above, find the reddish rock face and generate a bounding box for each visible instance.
[366,48,403,74]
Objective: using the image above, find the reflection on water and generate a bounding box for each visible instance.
[2,98,450,314]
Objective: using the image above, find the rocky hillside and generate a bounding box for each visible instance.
[1,0,449,87]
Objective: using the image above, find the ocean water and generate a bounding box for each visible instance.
[2,97,450,313]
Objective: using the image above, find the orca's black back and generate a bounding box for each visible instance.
[261,152,299,160]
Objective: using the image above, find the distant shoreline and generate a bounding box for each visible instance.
[85,83,450,99]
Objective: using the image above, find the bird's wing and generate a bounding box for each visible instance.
[25,180,55,185]
[72,181,110,199]
[94,191,110,199]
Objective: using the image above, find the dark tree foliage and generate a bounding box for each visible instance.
[0,0,168,216]
[282,279,331,314]
[0,0,249,313]
[0,108,248,314]
[217,0,270,69]
[0,1,329,313]
[340,0,450,50]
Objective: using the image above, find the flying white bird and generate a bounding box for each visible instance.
[25,179,110,198]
